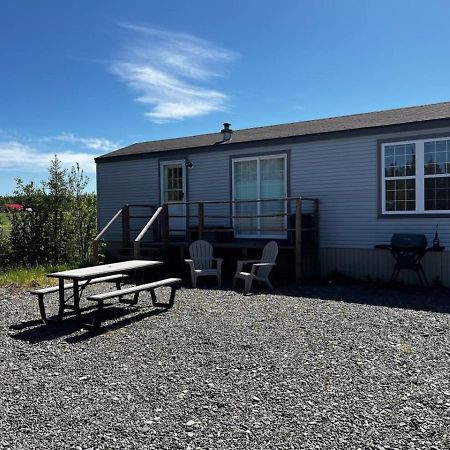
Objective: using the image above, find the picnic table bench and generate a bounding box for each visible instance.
[86,277,181,330]
[31,274,128,324]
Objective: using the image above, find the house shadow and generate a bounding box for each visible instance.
[175,278,450,315]
[66,307,168,344]
[268,281,450,315]
[9,303,171,344]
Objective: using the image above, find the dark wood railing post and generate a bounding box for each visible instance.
[122,204,130,247]
[295,197,302,283]
[161,203,170,260]
[134,241,141,259]
[198,202,204,240]
[92,240,99,265]
[314,199,321,278]
[186,202,190,238]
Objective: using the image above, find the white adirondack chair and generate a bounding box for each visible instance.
[185,240,223,288]
[233,241,278,294]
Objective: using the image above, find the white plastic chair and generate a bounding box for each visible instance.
[185,240,223,288]
[233,241,278,294]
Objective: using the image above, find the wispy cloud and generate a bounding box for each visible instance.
[111,23,237,122]
[0,141,97,173]
[0,131,117,174]
[41,133,118,152]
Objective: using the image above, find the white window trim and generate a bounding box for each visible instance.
[231,154,287,238]
[381,136,450,215]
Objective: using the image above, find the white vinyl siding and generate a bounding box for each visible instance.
[97,125,450,250]
[96,159,159,241]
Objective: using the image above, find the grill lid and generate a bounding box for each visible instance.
[391,233,427,249]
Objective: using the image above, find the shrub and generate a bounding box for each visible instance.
[0,226,11,267]
[7,157,97,266]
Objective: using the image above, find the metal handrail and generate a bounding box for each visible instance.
[94,207,123,241]
[92,207,123,263]
[135,206,163,243]
[133,206,163,258]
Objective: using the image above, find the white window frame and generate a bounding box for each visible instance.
[381,136,450,215]
[231,153,287,238]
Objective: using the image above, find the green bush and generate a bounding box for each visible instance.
[7,157,97,266]
[0,226,11,266]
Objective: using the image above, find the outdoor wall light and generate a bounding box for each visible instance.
[185,161,194,169]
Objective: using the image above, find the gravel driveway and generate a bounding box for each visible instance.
[1,282,449,450]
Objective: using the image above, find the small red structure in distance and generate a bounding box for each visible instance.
[4,203,24,211]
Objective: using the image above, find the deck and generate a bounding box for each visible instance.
[93,196,320,282]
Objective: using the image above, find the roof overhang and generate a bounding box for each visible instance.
[95,118,450,164]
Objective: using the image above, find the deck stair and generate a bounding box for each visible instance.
[119,243,162,260]
[92,197,320,282]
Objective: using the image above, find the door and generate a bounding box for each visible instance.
[160,160,187,236]
[232,154,287,238]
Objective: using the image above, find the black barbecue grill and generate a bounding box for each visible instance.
[374,233,445,286]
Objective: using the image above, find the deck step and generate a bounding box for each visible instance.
[119,245,162,259]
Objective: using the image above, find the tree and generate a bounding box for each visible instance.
[7,156,97,266]
[43,157,71,262]
[66,164,97,263]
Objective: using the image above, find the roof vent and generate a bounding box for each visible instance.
[221,122,233,141]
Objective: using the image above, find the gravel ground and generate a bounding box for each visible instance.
[1,281,450,450]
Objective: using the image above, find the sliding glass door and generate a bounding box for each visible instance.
[232,154,287,238]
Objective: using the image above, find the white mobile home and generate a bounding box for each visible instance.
[95,101,450,285]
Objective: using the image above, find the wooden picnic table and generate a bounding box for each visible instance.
[47,260,163,321]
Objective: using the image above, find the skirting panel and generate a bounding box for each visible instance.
[320,247,450,286]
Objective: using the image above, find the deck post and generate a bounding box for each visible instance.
[198,202,204,240]
[122,205,130,247]
[133,241,141,259]
[295,197,302,283]
[92,240,99,265]
[314,199,321,278]
[186,202,190,238]
[161,203,170,261]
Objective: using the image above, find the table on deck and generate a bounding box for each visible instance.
[47,260,163,321]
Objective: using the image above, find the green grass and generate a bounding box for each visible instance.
[0,213,11,235]
[0,264,75,287]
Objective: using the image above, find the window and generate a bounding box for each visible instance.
[383,143,416,212]
[164,165,184,202]
[382,137,450,214]
[424,140,450,210]
[232,154,287,237]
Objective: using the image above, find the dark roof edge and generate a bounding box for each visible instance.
[95,118,450,164]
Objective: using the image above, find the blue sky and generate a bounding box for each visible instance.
[2,0,450,194]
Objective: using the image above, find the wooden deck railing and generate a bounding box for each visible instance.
[162,196,319,282]
[95,197,320,282]
[92,204,157,263]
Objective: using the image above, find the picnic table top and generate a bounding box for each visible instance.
[47,260,163,280]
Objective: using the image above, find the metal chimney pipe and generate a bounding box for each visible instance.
[221,122,233,141]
